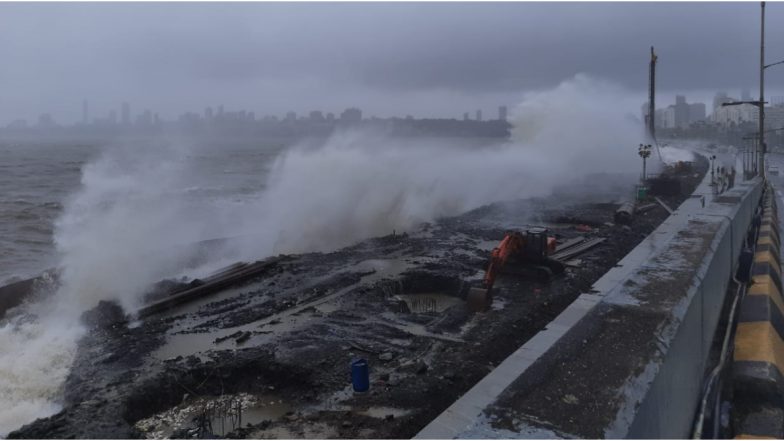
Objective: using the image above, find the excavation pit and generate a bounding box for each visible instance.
[378,272,468,314]
[395,293,463,313]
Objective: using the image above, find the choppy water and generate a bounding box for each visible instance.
[0,137,287,437]
[0,139,283,285]
[0,142,94,283]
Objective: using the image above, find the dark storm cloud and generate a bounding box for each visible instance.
[0,2,779,123]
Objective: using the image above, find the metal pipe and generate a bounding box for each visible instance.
[649,47,657,140]
[692,272,746,439]
[692,198,760,439]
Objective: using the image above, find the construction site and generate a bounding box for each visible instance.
[8,22,784,436]
[3,154,710,439]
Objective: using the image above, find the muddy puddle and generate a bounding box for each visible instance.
[153,262,454,361]
[152,283,359,360]
[251,422,338,439]
[377,312,465,342]
[151,322,260,361]
[134,393,290,439]
[316,385,411,418]
[357,406,411,418]
[354,258,417,283]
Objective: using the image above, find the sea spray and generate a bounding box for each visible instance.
[0,74,654,435]
[229,74,647,257]
[0,299,83,437]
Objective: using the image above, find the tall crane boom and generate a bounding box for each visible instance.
[648,46,657,141]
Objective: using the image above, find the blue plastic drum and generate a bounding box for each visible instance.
[351,358,369,392]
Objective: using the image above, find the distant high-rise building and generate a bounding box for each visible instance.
[498,106,507,122]
[688,103,706,123]
[309,110,325,122]
[121,102,130,126]
[655,108,667,128]
[712,103,758,126]
[217,105,224,117]
[742,89,752,101]
[463,112,469,121]
[137,109,152,127]
[205,107,213,120]
[285,111,297,121]
[326,113,335,122]
[765,105,784,130]
[82,100,88,125]
[476,110,482,121]
[650,95,706,128]
[672,95,690,128]
[664,106,678,129]
[109,110,117,125]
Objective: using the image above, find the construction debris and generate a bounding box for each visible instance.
[8,156,710,440]
[635,203,659,214]
[614,201,636,225]
[654,196,675,214]
[551,237,607,261]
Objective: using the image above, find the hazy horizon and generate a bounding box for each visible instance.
[1,2,782,125]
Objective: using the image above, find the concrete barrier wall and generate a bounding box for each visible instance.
[417,170,764,439]
[733,188,784,438]
[619,178,763,438]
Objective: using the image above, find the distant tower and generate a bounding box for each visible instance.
[463,112,469,121]
[742,89,752,101]
[476,110,482,121]
[498,105,507,121]
[647,46,657,140]
[82,100,88,125]
[121,102,130,126]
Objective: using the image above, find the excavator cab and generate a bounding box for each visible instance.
[523,228,549,261]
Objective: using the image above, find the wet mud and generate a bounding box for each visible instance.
[8,161,707,439]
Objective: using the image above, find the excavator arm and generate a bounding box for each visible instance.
[467,229,562,312]
[483,232,525,291]
[467,231,525,312]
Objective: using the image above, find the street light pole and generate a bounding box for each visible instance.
[760,1,766,177]
[638,144,652,182]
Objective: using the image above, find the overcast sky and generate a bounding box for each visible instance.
[0,1,782,124]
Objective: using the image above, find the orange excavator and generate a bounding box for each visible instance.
[467,228,565,311]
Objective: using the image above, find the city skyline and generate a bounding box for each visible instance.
[6,100,516,130]
[1,3,783,125]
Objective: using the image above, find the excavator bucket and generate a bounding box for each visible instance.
[467,286,492,312]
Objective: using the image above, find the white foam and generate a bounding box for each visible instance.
[0,74,648,436]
